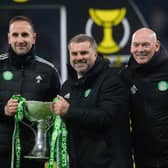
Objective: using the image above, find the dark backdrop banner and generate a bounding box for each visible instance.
[0,0,148,80]
[65,0,148,67]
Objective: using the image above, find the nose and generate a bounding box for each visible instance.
[136,45,144,52]
[16,35,25,43]
[76,53,84,60]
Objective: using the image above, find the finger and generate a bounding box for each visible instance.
[8,103,18,109]
[5,107,16,116]
[9,98,18,102]
[7,101,18,107]
[57,95,65,101]
[10,99,18,104]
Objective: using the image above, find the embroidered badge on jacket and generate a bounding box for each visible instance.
[157,81,168,91]
[84,89,91,97]
[2,71,14,80]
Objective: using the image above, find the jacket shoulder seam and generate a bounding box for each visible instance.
[34,56,58,71]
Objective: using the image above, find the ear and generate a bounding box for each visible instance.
[95,51,98,58]
[8,33,11,44]
[155,40,160,52]
[32,32,37,44]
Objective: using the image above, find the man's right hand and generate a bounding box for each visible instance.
[4,98,19,116]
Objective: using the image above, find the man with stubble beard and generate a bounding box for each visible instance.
[52,34,133,168]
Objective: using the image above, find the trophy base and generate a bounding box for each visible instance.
[24,155,48,160]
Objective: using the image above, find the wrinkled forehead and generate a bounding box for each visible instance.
[69,41,92,51]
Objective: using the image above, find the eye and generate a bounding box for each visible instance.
[142,42,150,47]
[71,52,78,56]
[132,42,139,47]
[80,51,88,55]
[21,32,29,37]
[12,33,18,37]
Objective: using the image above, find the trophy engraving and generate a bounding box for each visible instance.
[24,100,53,159]
[89,8,126,53]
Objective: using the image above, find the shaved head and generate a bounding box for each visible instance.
[130,27,160,64]
[132,28,157,43]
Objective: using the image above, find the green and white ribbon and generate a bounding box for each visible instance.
[48,97,69,168]
[10,96,69,168]
[11,95,26,168]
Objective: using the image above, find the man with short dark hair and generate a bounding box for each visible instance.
[0,15,60,168]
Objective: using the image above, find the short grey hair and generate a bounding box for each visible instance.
[68,34,97,50]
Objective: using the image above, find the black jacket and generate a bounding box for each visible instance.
[60,56,133,168]
[120,48,168,168]
[0,47,60,156]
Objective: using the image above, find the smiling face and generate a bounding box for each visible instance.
[69,41,97,78]
[130,28,160,64]
[8,20,36,55]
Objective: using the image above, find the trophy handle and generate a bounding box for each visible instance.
[46,114,55,131]
[21,120,36,136]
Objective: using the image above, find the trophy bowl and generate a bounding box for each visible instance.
[24,100,54,159]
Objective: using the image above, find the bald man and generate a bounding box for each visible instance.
[131,28,160,64]
[120,27,168,168]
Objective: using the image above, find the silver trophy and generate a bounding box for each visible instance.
[24,100,54,159]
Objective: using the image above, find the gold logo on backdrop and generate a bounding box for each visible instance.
[13,0,29,2]
[89,8,126,54]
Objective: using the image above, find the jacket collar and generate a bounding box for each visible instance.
[8,45,35,67]
[128,47,168,73]
[67,56,110,86]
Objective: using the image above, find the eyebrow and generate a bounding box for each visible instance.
[11,32,30,36]
[71,50,89,55]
